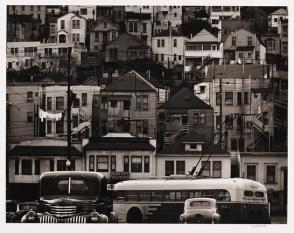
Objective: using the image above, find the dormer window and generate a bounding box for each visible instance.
[185,143,203,152]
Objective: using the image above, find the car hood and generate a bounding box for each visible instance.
[40,196,98,205]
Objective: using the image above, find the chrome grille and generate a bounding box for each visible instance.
[50,205,77,218]
[40,215,87,223]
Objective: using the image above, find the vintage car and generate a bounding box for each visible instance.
[179,198,220,223]
[20,171,118,223]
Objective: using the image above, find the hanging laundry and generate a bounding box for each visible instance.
[39,109,63,122]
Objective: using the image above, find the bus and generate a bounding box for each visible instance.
[113,176,271,223]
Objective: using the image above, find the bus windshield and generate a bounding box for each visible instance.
[40,177,99,197]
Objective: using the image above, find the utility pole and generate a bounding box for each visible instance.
[67,47,72,171]
[218,67,223,148]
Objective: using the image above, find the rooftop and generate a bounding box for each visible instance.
[187,29,219,43]
[158,87,213,110]
[8,146,82,157]
[154,29,182,37]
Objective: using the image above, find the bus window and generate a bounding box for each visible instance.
[163,191,170,201]
[127,191,138,201]
[116,191,126,201]
[189,192,194,198]
[139,191,150,201]
[181,191,189,201]
[169,192,175,201]
[194,191,201,198]
[244,191,254,197]
[151,191,162,202]
[175,192,181,201]
[255,192,264,197]
[203,190,215,199]
[217,190,231,201]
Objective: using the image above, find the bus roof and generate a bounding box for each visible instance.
[114,178,267,192]
[40,171,105,180]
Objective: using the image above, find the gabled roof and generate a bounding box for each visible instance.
[107,33,149,48]
[269,8,288,16]
[158,87,213,110]
[8,146,82,157]
[154,29,183,37]
[188,29,218,43]
[103,70,156,92]
[81,76,99,85]
[85,137,155,151]
[158,132,229,155]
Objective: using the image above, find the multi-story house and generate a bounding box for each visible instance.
[99,70,157,138]
[240,152,287,214]
[182,6,207,22]
[43,85,100,139]
[223,29,266,65]
[153,6,182,34]
[46,5,62,16]
[185,29,223,79]
[7,5,47,24]
[221,19,251,42]
[157,87,214,149]
[7,84,42,143]
[6,41,87,71]
[156,132,231,178]
[125,11,153,46]
[151,29,185,69]
[7,15,35,42]
[268,8,288,35]
[57,12,87,45]
[68,5,97,21]
[208,6,241,29]
[105,33,150,62]
[7,139,83,201]
[194,64,273,153]
[90,21,120,52]
[84,133,156,183]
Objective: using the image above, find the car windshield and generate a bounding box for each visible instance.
[40,177,99,197]
[190,201,211,208]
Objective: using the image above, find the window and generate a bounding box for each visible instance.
[47,120,52,134]
[72,115,79,128]
[161,39,165,47]
[88,155,95,171]
[22,159,32,175]
[27,91,33,102]
[15,159,19,175]
[144,156,150,173]
[216,92,221,105]
[176,161,185,175]
[143,121,148,135]
[157,39,160,47]
[82,93,87,106]
[165,161,174,176]
[142,96,148,110]
[72,33,80,43]
[131,156,142,172]
[124,156,129,172]
[200,113,206,125]
[244,92,249,105]
[248,52,252,58]
[231,138,238,151]
[123,100,130,110]
[225,92,233,105]
[61,20,65,29]
[128,21,138,32]
[109,48,118,59]
[95,32,99,42]
[27,112,33,122]
[111,156,116,171]
[72,20,80,29]
[136,121,142,135]
[136,96,142,109]
[282,42,287,53]
[45,97,52,110]
[49,160,55,171]
[56,97,64,110]
[239,52,244,58]
[247,36,253,46]
[57,160,67,171]
[178,55,182,61]
[96,156,109,172]
[193,112,199,125]
[247,165,256,180]
[173,39,177,47]
[110,100,117,108]
[237,92,242,105]
[22,6,25,11]
[11,48,18,55]
[56,119,64,134]
[200,86,205,93]
[80,8,87,15]
[201,161,210,177]
[225,115,234,129]
[142,23,147,33]
[232,36,236,46]
[213,161,222,178]
[35,160,40,175]
[8,62,12,69]
[161,54,164,61]
[266,165,276,184]
[173,54,177,61]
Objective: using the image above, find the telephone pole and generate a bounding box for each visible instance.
[67,47,72,170]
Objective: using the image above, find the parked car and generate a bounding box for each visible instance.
[20,171,118,223]
[179,198,220,223]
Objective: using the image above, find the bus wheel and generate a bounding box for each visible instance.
[126,208,143,223]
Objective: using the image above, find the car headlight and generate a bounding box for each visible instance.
[22,210,38,223]
[89,211,100,223]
